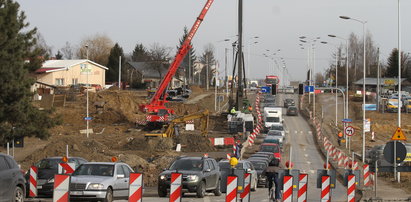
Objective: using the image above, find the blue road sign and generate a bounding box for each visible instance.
[304,86,314,93]
[84,117,92,121]
[363,104,377,111]
[261,86,271,93]
[342,118,352,123]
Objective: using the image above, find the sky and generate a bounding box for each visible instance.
[16,0,411,84]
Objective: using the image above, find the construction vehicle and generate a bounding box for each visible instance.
[139,0,214,126]
[145,110,209,138]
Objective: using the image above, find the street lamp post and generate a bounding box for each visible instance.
[340,15,367,162]
[85,45,90,138]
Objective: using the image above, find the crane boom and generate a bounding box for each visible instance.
[142,0,214,124]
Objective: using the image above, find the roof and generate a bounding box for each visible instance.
[353,77,407,86]
[126,61,170,79]
[36,59,108,73]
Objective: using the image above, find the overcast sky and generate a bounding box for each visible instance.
[17,0,411,84]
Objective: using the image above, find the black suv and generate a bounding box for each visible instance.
[158,156,221,198]
[25,156,87,197]
[283,98,295,108]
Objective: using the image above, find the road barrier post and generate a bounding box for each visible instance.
[129,173,143,202]
[169,173,182,202]
[363,164,371,186]
[53,174,70,202]
[283,175,293,202]
[240,173,251,202]
[29,166,37,198]
[347,174,356,202]
[225,175,238,202]
[58,163,75,174]
[297,173,308,202]
[321,175,331,202]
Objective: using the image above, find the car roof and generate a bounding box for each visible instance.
[43,157,85,160]
[82,162,125,166]
[261,143,279,146]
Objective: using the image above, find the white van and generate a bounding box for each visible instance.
[263,107,283,131]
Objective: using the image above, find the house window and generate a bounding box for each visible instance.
[55,78,64,86]
[72,78,78,85]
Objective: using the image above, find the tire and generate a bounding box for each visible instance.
[196,181,206,198]
[103,188,113,202]
[14,186,24,202]
[213,180,222,196]
[158,187,167,197]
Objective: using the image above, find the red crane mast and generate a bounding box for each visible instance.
[141,0,214,124]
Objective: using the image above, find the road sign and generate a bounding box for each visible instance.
[342,119,352,123]
[344,126,355,137]
[84,117,92,121]
[391,127,406,141]
[383,141,406,164]
[304,86,314,93]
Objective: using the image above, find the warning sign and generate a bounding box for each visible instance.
[391,127,406,141]
[405,153,411,162]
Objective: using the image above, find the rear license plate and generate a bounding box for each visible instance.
[70,191,83,195]
[36,185,42,189]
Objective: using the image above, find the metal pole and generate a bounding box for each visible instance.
[215,63,218,111]
[346,39,349,124]
[313,46,316,120]
[289,145,292,170]
[86,45,90,138]
[335,50,338,127]
[7,142,9,155]
[66,145,69,158]
[237,0,244,111]
[308,47,311,104]
[225,48,229,96]
[12,140,14,157]
[396,0,401,183]
[362,22,366,163]
[326,149,329,170]
[377,48,380,112]
[118,56,122,90]
[206,54,209,91]
[375,160,378,198]
[189,48,192,84]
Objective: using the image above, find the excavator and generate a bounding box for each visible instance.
[139,0,214,127]
[145,110,209,138]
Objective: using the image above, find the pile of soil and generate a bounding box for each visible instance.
[177,133,216,152]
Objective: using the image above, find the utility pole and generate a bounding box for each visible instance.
[206,54,209,91]
[225,48,229,96]
[86,45,90,138]
[377,48,380,111]
[236,0,244,111]
[118,56,122,90]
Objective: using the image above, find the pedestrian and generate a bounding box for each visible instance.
[337,131,343,146]
[262,158,282,201]
[248,105,253,112]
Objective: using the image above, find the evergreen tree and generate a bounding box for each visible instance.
[0,0,58,144]
[176,26,196,84]
[385,48,408,78]
[55,50,63,59]
[131,43,150,62]
[106,43,125,82]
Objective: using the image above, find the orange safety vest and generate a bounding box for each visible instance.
[338,132,343,138]
[248,106,252,111]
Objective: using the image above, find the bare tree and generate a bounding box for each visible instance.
[315,72,325,86]
[76,33,114,65]
[148,43,171,80]
[34,32,52,58]
[60,41,74,59]
[199,43,216,87]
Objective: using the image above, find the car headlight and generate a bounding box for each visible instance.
[186,175,199,182]
[48,178,54,183]
[87,183,104,190]
[160,175,166,180]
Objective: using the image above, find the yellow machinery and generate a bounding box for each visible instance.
[145,110,209,138]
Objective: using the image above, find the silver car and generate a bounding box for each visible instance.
[70,162,134,201]
[0,153,25,202]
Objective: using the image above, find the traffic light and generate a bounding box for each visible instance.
[14,137,24,148]
[271,86,277,95]
[298,84,304,95]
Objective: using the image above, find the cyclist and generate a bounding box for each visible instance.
[262,158,282,201]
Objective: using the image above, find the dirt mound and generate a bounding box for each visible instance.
[126,137,174,152]
[190,85,204,93]
[177,133,216,152]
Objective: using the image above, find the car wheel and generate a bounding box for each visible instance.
[196,181,206,198]
[104,188,113,202]
[213,179,222,196]
[158,187,167,197]
[14,186,24,202]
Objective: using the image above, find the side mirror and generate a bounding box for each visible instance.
[205,169,211,172]
[117,174,125,179]
[246,168,252,173]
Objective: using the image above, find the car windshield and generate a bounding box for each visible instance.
[251,162,267,170]
[270,125,283,131]
[219,162,243,169]
[35,159,62,169]
[268,131,282,136]
[72,164,114,177]
[261,145,279,153]
[169,159,203,171]
[266,117,280,122]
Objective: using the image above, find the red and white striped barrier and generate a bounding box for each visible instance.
[240,173,251,202]
[353,161,359,170]
[53,174,70,202]
[129,173,143,202]
[209,137,235,146]
[321,175,331,202]
[226,153,231,160]
[297,173,308,202]
[283,175,293,202]
[226,176,238,202]
[347,174,356,202]
[169,173,182,202]
[338,151,344,168]
[363,164,371,186]
[344,156,349,169]
[29,166,37,198]
[58,163,75,174]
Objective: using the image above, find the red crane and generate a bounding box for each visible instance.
[140,0,214,125]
